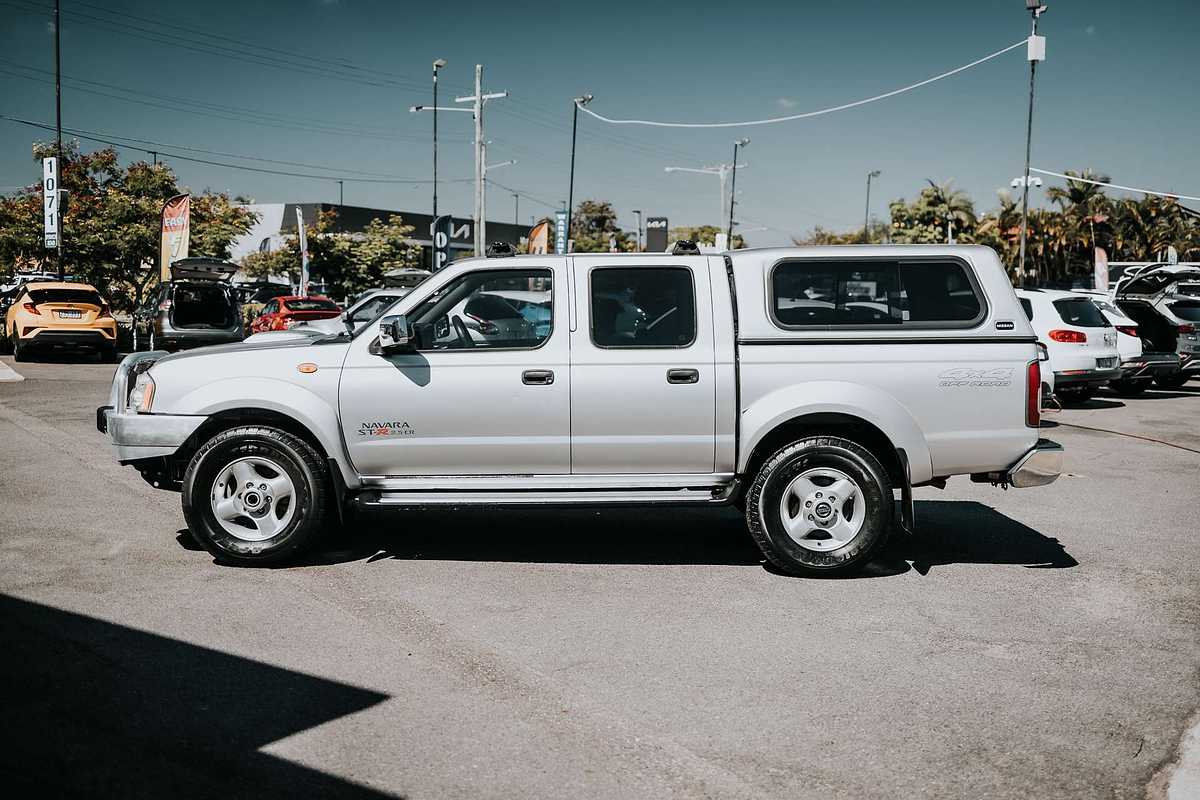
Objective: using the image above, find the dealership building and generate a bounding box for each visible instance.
[229,203,530,270]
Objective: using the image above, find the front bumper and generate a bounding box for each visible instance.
[98,352,206,461]
[1006,439,1064,488]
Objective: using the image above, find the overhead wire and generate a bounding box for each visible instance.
[1031,168,1200,203]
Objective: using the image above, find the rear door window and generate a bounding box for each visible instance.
[1052,297,1109,327]
[28,288,103,306]
[771,259,983,328]
[1168,302,1200,322]
[590,267,696,348]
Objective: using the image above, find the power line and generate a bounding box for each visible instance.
[1031,168,1200,203]
[0,113,474,184]
[577,39,1028,128]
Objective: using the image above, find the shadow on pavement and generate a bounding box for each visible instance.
[284,500,1077,580]
[0,594,395,799]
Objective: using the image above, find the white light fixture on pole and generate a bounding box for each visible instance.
[664,162,747,224]
[480,139,516,248]
[864,170,881,242]
[1018,0,1048,283]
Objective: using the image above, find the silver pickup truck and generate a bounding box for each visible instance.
[98,244,1062,576]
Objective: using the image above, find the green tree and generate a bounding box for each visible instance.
[670,225,745,249]
[570,200,633,253]
[240,210,424,300]
[0,140,256,310]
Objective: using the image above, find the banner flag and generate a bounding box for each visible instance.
[160,194,190,281]
[527,219,550,254]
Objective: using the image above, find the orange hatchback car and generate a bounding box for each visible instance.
[1,281,118,362]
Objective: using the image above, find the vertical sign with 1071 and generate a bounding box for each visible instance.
[43,157,59,249]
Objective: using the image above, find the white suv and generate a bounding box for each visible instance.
[1016,288,1120,404]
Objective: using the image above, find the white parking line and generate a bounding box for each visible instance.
[0,361,25,383]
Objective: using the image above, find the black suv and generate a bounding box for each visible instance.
[132,258,244,351]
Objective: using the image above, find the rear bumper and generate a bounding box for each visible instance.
[22,328,115,348]
[155,329,243,348]
[1007,439,1064,488]
[1181,355,1200,376]
[1119,352,1181,381]
[1053,366,1121,388]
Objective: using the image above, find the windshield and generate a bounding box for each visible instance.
[1168,302,1200,322]
[1053,297,1110,328]
[283,298,339,312]
[28,288,103,306]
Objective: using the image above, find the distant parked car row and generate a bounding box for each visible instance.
[1016,263,1199,405]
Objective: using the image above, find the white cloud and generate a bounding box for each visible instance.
[776,97,797,109]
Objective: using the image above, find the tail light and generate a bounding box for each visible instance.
[1115,325,1138,337]
[1180,324,1196,334]
[1048,329,1087,343]
[22,302,41,315]
[98,302,112,319]
[1026,359,1041,428]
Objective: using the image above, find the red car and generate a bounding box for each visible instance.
[250,295,342,333]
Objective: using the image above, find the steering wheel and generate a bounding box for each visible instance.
[451,315,475,348]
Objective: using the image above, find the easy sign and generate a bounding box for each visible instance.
[43,157,58,249]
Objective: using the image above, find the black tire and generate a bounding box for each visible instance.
[1056,387,1094,406]
[745,436,893,577]
[1155,373,1189,389]
[182,425,328,566]
[1109,379,1147,397]
[0,328,12,355]
[100,344,119,363]
[12,336,31,362]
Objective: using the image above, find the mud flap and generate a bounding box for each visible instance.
[895,448,915,535]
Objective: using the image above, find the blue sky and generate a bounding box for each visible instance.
[2,0,1198,246]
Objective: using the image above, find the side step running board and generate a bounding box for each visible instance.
[355,488,726,509]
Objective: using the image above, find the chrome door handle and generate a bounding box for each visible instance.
[666,368,699,384]
[522,369,555,385]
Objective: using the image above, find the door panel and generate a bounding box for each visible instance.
[569,257,716,474]
[339,263,568,476]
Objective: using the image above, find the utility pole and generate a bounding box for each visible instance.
[863,170,880,242]
[567,94,593,249]
[632,209,643,252]
[54,0,63,279]
[431,58,445,219]
[727,138,750,246]
[513,193,519,227]
[665,162,746,224]
[456,65,508,255]
[1019,1,1048,283]
[337,179,343,206]
[411,63,505,255]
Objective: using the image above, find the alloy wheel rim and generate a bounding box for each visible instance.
[777,467,865,551]
[210,456,296,542]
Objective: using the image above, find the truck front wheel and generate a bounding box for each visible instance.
[182,425,328,565]
[745,436,893,577]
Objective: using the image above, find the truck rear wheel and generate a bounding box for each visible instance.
[745,436,893,577]
[182,425,328,565]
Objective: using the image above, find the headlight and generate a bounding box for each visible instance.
[128,372,155,413]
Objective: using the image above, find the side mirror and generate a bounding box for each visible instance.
[377,314,414,353]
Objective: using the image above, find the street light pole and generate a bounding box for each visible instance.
[54,0,63,279]
[665,164,745,224]
[727,138,749,246]
[632,209,643,252]
[431,58,446,219]
[567,94,593,251]
[1019,2,1048,283]
[337,179,343,206]
[513,193,519,227]
[863,170,881,243]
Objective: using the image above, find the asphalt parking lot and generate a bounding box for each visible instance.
[1,355,1198,799]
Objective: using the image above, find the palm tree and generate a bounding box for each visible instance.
[924,180,977,243]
